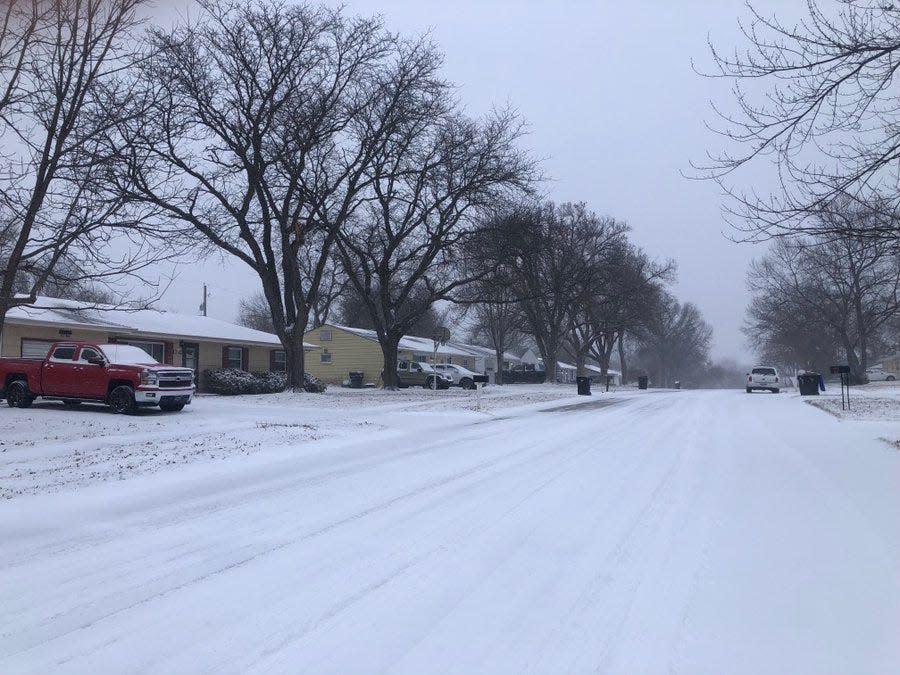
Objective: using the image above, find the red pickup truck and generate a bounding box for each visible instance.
[0,341,195,413]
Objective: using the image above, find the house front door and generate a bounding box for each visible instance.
[181,343,199,381]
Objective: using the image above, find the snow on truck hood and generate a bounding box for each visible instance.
[99,344,163,366]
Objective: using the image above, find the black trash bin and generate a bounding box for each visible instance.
[674,381,681,390]
[797,373,820,396]
[638,375,649,390]
[348,371,364,389]
[576,376,591,395]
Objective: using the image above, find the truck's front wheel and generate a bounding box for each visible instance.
[108,385,136,414]
[6,381,33,409]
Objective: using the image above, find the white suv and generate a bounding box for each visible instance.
[433,363,482,390]
[747,366,780,393]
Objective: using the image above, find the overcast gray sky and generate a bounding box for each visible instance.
[152,0,782,361]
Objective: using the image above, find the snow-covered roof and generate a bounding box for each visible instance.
[446,342,522,362]
[6,296,316,349]
[329,324,478,358]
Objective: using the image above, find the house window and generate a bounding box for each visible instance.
[319,330,332,341]
[271,350,286,372]
[320,352,332,364]
[126,341,164,362]
[224,346,243,369]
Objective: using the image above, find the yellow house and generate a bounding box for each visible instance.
[303,323,482,385]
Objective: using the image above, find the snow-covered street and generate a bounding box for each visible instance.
[1,388,899,674]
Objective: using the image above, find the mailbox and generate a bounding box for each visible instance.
[472,374,489,384]
[830,365,850,374]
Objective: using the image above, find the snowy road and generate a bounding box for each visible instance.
[1,390,899,673]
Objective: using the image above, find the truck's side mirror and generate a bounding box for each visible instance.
[87,356,106,366]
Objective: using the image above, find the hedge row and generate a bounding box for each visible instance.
[202,369,326,395]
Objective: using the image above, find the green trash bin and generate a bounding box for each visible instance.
[638,375,649,390]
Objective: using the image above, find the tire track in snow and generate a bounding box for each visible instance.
[1,397,656,663]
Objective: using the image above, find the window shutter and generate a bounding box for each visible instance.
[269,350,276,372]
[242,347,250,371]
[164,342,174,365]
[222,346,228,368]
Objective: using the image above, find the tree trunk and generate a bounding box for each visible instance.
[617,334,628,384]
[575,350,588,377]
[844,340,864,385]
[284,328,307,392]
[543,349,558,383]
[494,346,505,385]
[380,334,402,390]
[598,348,612,380]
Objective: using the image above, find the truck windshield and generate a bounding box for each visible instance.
[99,344,160,365]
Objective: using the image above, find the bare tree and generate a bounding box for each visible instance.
[562,223,633,377]
[237,292,275,333]
[466,296,523,386]
[582,243,674,382]
[746,207,900,382]
[634,294,713,388]
[743,289,842,375]
[336,102,535,389]
[502,203,614,384]
[459,253,526,386]
[301,235,347,329]
[0,0,171,333]
[699,1,900,243]
[116,0,419,390]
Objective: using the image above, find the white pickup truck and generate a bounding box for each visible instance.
[746,366,780,393]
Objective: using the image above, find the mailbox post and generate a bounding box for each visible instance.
[472,374,489,411]
[830,365,851,411]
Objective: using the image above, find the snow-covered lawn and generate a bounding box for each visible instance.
[1,388,898,673]
[804,380,900,426]
[0,384,583,499]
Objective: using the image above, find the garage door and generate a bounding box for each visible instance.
[21,339,55,360]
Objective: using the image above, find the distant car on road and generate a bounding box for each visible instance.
[866,366,896,382]
[433,363,482,389]
[747,366,780,393]
[397,361,452,389]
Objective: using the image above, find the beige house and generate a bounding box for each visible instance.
[0,296,316,391]
[303,323,487,385]
[877,353,900,375]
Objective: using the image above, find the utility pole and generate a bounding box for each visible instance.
[200,284,208,317]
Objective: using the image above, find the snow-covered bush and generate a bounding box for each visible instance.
[303,372,327,393]
[203,369,285,395]
[202,369,326,395]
